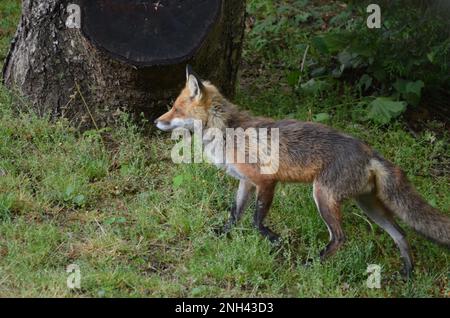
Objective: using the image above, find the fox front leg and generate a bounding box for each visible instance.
[217,179,255,235]
[253,182,280,243]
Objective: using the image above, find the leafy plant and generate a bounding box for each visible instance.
[366,97,406,124]
[393,79,424,107]
[310,0,450,123]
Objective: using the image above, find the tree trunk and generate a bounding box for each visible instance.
[2,0,245,128]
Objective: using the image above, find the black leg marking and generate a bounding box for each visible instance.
[253,182,280,243]
[217,179,254,235]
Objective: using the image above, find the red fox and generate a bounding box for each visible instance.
[155,66,450,277]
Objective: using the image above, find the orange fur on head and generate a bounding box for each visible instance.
[156,80,220,127]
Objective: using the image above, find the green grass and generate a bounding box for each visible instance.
[0,0,449,297]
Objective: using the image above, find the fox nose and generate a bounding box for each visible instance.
[154,119,159,124]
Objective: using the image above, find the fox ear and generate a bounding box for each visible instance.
[187,74,203,100]
[186,64,193,82]
[186,65,204,100]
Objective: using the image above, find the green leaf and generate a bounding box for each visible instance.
[310,66,326,77]
[393,79,424,106]
[104,217,127,225]
[104,217,115,225]
[172,174,184,188]
[311,32,351,54]
[311,36,329,54]
[405,80,424,97]
[64,184,75,198]
[358,74,373,92]
[393,79,424,96]
[367,97,407,124]
[115,217,127,224]
[337,50,360,69]
[313,113,331,123]
[329,10,351,27]
[426,52,435,63]
[393,79,407,94]
[191,287,203,297]
[428,198,437,208]
[72,194,86,206]
[295,12,311,23]
[286,71,300,88]
[300,79,330,95]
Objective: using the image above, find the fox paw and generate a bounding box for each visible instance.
[302,257,316,267]
[213,222,234,237]
[399,266,413,281]
[260,230,281,245]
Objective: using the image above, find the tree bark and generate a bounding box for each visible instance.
[2,0,245,128]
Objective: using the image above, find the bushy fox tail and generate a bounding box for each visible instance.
[372,156,450,247]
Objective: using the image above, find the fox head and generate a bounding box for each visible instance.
[155,65,217,131]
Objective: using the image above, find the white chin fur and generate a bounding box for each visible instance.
[156,118,194,131]
[156,122,175,131]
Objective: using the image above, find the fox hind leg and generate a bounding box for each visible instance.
[356,193,414,278]
[253,182,280,243]
[313,183,346,260]
[218,179,255,235]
